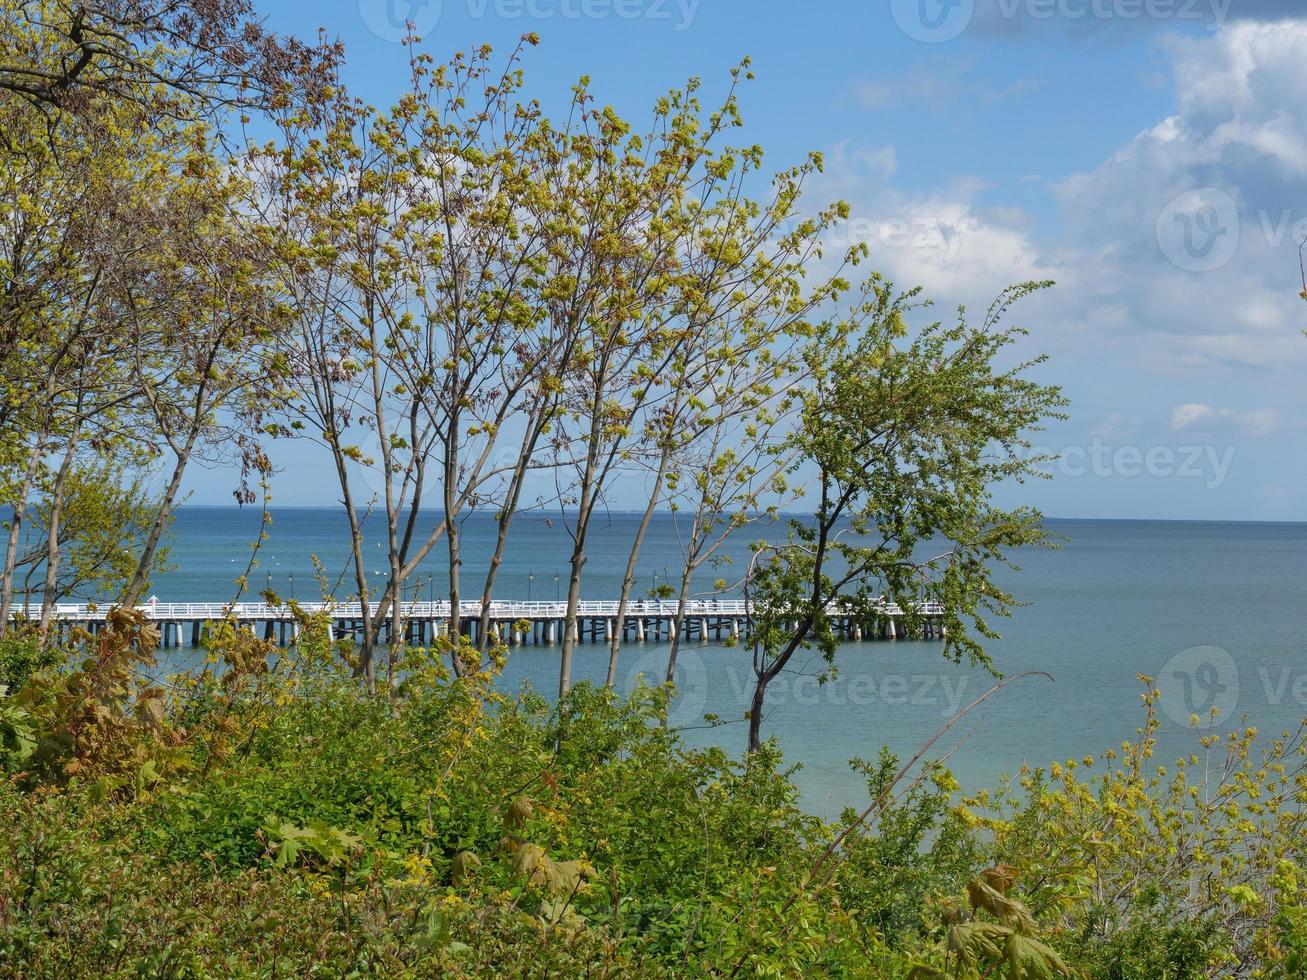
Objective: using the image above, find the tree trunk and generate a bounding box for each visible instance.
[606,448,670,687]
[559,538,586,699]
[474,468,526,655]
[330,444,376,692]
[386,574,404,688]
[0,434,46,633]
[747,672,768,753]
[120,428,198,608]
[445,507,463,663]
[383,467,404,689]
[559,457,599,699]
[664,562,695,684]
[38,424,81,639]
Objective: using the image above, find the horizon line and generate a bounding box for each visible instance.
[166,504,1307,526]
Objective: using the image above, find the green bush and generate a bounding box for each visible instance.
[3,622,1307,978]
[0,630,60,691]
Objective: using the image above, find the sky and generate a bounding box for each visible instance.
[184,0,1307,521]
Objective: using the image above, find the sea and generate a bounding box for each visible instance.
[143,509,1307,818]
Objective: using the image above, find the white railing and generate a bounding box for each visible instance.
[10,597,946,622]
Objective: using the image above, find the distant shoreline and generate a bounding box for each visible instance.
[160,505,1307,526]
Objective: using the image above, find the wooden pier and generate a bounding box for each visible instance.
[14,598,947,648]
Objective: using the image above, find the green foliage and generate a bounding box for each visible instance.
[741,280,1068,750]
[837,752,984,945]
[908,863,1074,978]
[0,629,60,690]
[10,609,175,793]
[4,624,1307,977]
[1068,909,1223,980]
[21,463,171,603]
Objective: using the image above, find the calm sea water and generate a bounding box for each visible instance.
[149,509,1307,818]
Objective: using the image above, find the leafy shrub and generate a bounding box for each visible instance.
[0,630,61,691]
[4,632,1307,978]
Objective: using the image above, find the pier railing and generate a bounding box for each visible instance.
[11,597,946,622]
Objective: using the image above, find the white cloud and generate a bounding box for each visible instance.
[1046,20,1307,374]
[814,143,1062,303]
[852,55,1040,110]
[829,21,1307,382]
[1088,412,1143,439]
[1169,402,1280,435]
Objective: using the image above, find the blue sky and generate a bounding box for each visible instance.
[187,0,1307,520]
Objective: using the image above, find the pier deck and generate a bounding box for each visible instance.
[13,598,947,648]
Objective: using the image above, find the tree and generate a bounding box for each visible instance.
[1,0,324,637]
[0,97,151,635]
[553,63,852,698]
[7,462,163,611]
[256,39,568,685]
[741,280,1066,753]
[657,351,804,687]
[542,76,704,699]
[1,91,280,640]
[602,156,846,687]
[114,127,286,607]
[0,0,336,133]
